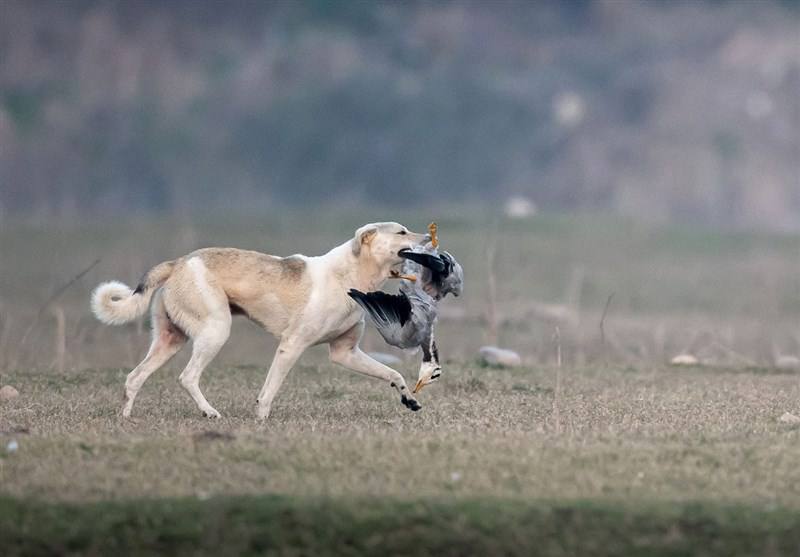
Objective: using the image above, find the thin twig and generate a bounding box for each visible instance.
[485,238,498,345]
[599,292,615,345]
[552,326,562,435]
[0,304,10,370]
[72,322,90,370]
[554,325,562,369]
[52,306,66,373]
[565,265,585,323]
[39,258,101,320]
[13,258,101,368]
[710,339,759,367]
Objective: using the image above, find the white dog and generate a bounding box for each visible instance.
[91,222,429,419]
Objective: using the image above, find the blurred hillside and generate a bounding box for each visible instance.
[0,0,798,229]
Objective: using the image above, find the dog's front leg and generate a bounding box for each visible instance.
[329,321,421,412]
[256,338,307,420]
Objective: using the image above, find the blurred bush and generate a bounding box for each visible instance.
[0,0,797,229]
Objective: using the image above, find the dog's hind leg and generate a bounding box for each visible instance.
[123,292,186,418]
[165,256,232,418]
[178,314,231,418]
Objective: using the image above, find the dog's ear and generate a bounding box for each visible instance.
[352,224,378,256]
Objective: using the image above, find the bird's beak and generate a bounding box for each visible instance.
[413,374,439,394]
[414,361,441,394]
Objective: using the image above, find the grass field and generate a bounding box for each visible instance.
[4,496,800,557]
[1,212,799,554]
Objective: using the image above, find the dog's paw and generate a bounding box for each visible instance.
[401,395,422,412]
[201,408,221,419]
[256,404,272,421]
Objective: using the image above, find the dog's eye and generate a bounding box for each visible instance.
[397,230,407,235]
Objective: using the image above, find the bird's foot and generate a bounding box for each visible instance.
[428,222,438,248]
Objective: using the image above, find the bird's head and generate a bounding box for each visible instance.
[440,251,464,298]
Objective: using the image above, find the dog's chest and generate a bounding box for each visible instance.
[305,300,362,345]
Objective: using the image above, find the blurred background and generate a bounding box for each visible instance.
[0,0,798,373]
[1,0,798,229]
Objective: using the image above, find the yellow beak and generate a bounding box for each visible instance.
[413,378,427,394]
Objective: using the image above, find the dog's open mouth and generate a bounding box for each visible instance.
[397,248,412,256]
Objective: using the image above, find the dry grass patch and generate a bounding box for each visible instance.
[2,363,800,506]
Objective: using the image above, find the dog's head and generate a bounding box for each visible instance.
[351,222,429,265]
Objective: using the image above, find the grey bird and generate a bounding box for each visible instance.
[348,240,463,393]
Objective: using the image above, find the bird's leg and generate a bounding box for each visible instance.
[428,222,439,248]
[389,270,417,282]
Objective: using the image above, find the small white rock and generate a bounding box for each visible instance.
[450,471,462,483]
[504,196,538,219]
[367,352,403,366]
[775,356,800,371]
[479,346,522,367]
[670,354,699,366]
[6,439,18,453]
[0,385,19,401]
[779,412,800,425]
[554,91,585,127]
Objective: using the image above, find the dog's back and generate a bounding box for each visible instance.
[177,248,312,336]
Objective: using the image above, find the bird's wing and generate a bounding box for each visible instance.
[347,289,412,345]
[399,250,447,273]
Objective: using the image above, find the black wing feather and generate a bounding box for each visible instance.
[348,289,412,327]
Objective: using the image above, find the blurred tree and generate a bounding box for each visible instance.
[0,0,797,229]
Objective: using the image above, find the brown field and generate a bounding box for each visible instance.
[2,361,800,505]
[1,212,799,554]
[2,212,798,370]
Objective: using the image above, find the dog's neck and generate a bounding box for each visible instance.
[324,242,395,292]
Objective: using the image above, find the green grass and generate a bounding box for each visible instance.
[2,495,800,557]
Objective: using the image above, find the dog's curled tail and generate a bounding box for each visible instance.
[91,260,175,325]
